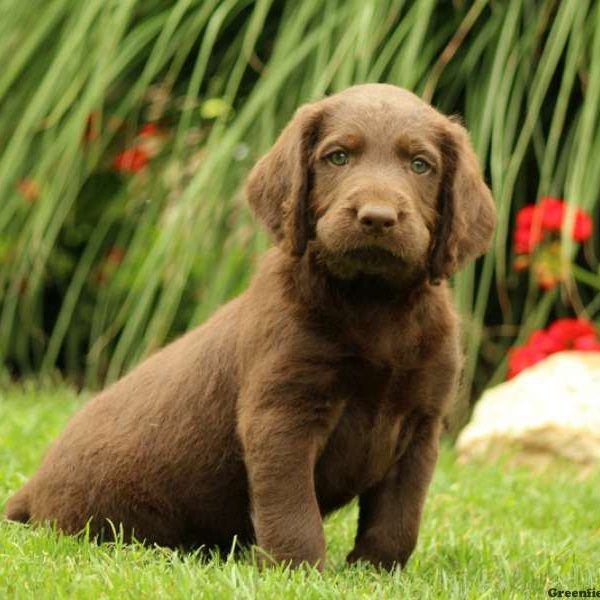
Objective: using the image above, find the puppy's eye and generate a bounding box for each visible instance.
[326,151,349,166]
[410,157,431,174]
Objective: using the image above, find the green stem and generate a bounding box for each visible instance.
[570,264,600,291]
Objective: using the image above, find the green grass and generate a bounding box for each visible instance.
[1,386,599,598]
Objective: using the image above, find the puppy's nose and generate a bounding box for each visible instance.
[357,204,398,233]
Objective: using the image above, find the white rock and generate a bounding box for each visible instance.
[456,351,600,467]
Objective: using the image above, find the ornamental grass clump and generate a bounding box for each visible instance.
[0,1,599,405]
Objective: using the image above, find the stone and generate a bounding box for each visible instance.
[456,351,600,467]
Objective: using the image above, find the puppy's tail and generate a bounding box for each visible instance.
[5,485,31,523]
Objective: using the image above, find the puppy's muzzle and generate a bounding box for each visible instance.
[357,204,398,236]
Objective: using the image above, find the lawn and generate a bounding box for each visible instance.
[1,386,598,599]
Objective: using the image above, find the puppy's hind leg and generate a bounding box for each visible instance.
[5,485,31,524]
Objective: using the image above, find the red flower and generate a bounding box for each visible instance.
[17,178,40,202]
[513,198,593,257]
[536,274,558,290]
[539,197,565,231]
[138,123,159,137]
[507,317,600,379]
[573,334,600,351]
[573,211,593,242]
[507,345,547,379]
[516,205,536,230]
[514,226,543,254]
[113,146,149,173]
[513,255,530,272]
[528,330,565,354]
[106,247,125,264]
[547,318,596,346]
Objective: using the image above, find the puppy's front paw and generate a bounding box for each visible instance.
[346,533,414,571]
[251,530,326,571]
[254,545,326,572]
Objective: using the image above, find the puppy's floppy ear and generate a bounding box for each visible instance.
[429,119,496,281]
[245,104,323,256]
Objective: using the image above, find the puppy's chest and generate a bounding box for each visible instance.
[340,313,427,371]
[314,371,417,513]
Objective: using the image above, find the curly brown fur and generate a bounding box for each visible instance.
[5,84,495,570]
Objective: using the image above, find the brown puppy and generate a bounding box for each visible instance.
[5,84,495,570]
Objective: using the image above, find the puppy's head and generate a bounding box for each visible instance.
[246,84,496,284]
